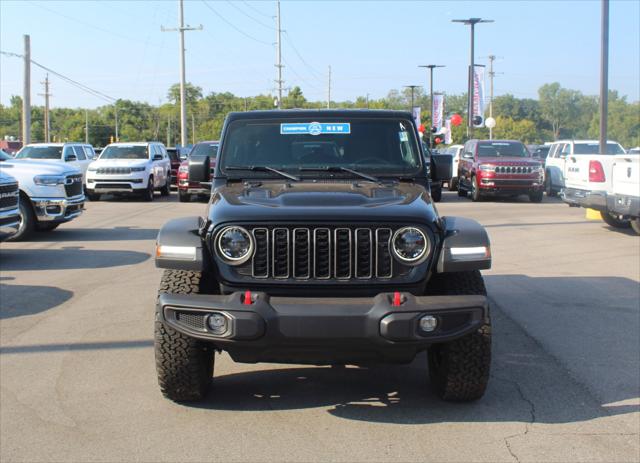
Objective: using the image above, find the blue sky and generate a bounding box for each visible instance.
[1,0,638,109]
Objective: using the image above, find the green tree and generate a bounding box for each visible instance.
[167,82,203,107]
[538,83,580,139]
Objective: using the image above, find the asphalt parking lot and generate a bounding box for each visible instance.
[1,191,638,463]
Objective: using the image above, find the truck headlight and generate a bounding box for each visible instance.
[216,226,254,265]
[87,166,97,172]
[33,175,66,186]
[130,167,146,172]
[391,227,429,264]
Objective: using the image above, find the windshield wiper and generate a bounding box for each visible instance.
[299,166,380,183]
[225,165,300,182]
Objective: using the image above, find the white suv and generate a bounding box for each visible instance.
[86,142,171,201]
[14,143,96,184]
[444,144,464,191]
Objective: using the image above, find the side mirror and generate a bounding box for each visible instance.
[180,154,188,161]
[463,152,473,159]
[188,155,211,184]
[153,154,163,161]
[66,154,77,162]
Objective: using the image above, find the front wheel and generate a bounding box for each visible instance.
[600,210,631,229]
[160,177,170,196]
[448,177,458,192]
[178,190,191,203]
[426,271,491,401]
[142,177,155,202]
[544,174,557,197]
[631,218,640,235]
[471,176,482,202]
[7,198,36,242]
[529,190,544,203]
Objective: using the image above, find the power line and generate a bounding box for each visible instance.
[225,0,274,30]
[201,0,271,46]
[283,31,324,79]
[241,1,272,18]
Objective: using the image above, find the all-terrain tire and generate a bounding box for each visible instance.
[426,271,491,401]
[155,269,215,402]
[600,210,631,229]
[631,218,640,235]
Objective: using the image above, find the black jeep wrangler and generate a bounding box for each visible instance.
[154,110,492,402]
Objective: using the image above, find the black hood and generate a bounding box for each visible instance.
[207,180,439,226]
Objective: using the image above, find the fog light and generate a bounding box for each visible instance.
[207,313,228,335]
[419,315,438,332]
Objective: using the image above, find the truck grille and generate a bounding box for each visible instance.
[244,226,396,280]
[97,167,132,175]
[64,174,84,197]
[495,166,534,174]
[0,182,19,210]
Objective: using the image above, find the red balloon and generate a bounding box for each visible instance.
[418,124,425,133]
[451,114,462,126]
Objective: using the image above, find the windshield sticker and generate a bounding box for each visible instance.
[280,122,351,136]
[399,131,408,142]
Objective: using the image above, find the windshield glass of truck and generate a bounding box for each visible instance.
[477,141,529,158]
[573,142,625,155]
[190,143,219,158]
[219,119,421,176]
[100,145,149,160]
[15,145,63,160]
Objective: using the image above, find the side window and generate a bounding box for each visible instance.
[548,144,558,158]
[63,145,74,160]
[84,146,95,160]
[73,146,86,160]
[561,144,571,157]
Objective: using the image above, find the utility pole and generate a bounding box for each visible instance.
[599,0,609,154]
[114,106,119,142]
[403,85,421,111]
[22,34,31,144]
[488,55,495,139]
[275,0,284,109]
[327,65,331,109]
[452,18,493,136]
[419,64,445,146]
[167,117,171,147]
[85,109,89,143]
[191,113,195,145]
[162,0,202,147]
[366,93,370,109]
[39,74,52,143]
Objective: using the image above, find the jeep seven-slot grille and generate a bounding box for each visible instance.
[495,166,534,174]
[97,167,132,175]
[0,182,19,210]
[248,226,394,280]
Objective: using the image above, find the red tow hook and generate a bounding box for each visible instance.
[243,290,253,305]
[393,291,403,307]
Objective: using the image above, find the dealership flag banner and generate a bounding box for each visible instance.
[412,106,421,130]
[432,94,444,130]
[473,66,486,126]
[445,118,452,144]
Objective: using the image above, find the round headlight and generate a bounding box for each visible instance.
[216,226,254,265]
[391,227,429,264]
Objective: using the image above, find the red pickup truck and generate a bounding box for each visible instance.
[177,140,218,202]
[457,139,544,202]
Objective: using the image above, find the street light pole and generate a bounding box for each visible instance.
[403,85,421,111]
[452,18,493,136]
[419,64,445,146]
[599,0,609,154]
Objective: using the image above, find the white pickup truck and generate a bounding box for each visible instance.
[0,149,85,240]
[14,143,96,184]
[559,140,630,227]
[607,152,640,234]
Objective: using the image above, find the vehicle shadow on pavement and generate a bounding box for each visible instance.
[0,277,73,319]
[0,247,150,271]
[27,226,159,242]
[91,193,176,203]
[185,300,638,425]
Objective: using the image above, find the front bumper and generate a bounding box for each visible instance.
[562,188,607,210]
[607,193,640,218]
[86,173,147,193]
[178,179,209,195]
[478,176,543,194]
[31,195,85,222]
[0,206,20,241]
[157,291,489,364]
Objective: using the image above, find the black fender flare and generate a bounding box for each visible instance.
[155,216,207,271]
[437,216,491,273]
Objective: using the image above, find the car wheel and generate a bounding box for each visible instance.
[448,177,458,192]
[471,176,482,202]
[600,210,631,229]
[631,218,640,235]
[160,177,170,196]
[544,174,557,197]
[426,271,491,401]
[529,190,544,203]
[178,190,190,203]
[143,177,154,202]
[155,269,216,402]
[7,197,36,242]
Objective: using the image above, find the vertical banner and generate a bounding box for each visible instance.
[473,66,486,127]
[432,94,444,130]
[412,106,421,130]
[445,118,452,144]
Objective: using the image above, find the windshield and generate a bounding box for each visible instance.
[477,141,530,158]
[219,118,422,177]
[15,145,63,160]
[190,142,219,158]
[99,145,149,160]
[573,142,625,155]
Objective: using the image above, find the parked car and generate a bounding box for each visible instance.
[607,150,640,234]
[0,149,85,240]
[166,147,182,186]
[14,143,95,184]
[154,109,493,403]
[443,144,464,191]
[0,167,20,242]
[457,139,544,202]
[177,140,219,202]
[558,140,627,226]
[85,142,171,201]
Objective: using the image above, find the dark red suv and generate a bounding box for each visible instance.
[177,141,218,202]
[457,139,544,202]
